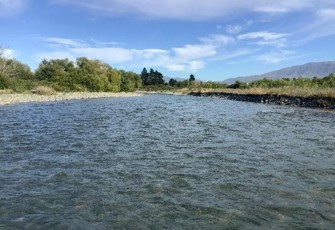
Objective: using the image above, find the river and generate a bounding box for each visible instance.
[0,94,334,229]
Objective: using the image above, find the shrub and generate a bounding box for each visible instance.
[0,74,9,89]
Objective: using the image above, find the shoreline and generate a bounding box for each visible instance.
[189,91,335,110]
[0,92,143,106]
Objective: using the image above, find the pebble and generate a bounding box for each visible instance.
[0,92,143,106]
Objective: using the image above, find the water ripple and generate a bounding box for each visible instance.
[0,95,334,229]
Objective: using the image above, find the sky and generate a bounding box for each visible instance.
[1,0,335,81]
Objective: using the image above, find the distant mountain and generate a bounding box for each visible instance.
[223,61,335,84]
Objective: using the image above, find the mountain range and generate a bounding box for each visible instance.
[223,61,335,84]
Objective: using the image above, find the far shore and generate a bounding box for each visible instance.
[0,92,143,106]
[189,91,335,109]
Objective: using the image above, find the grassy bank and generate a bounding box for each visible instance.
[190,86,335,98]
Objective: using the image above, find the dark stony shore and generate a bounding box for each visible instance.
[189,91,335,109]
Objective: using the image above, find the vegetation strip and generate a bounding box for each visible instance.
[1,46,334,105]
[189,91,335,109]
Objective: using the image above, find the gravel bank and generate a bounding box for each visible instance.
[189,91,335,109]
[0,92,143,106]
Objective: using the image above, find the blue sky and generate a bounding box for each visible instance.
[1,0,335,81]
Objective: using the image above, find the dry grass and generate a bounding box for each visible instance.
[0,89,14,94]
[176,88,194,94]
[194,87,335,98]
[32,86,56,95]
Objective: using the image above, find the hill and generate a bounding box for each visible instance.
[223,61,335,84]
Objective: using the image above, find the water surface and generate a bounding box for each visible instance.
[0,95,334,229]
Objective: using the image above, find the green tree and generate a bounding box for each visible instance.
[169,78,178,86]
[141,67,149,86]
[106,68,121,92]
[75,57,109,91]
[0,73,9,89]
[133,72,143,89]
[228,80,249,89]
[35,59,74,82]
[0,46,14,77]
[177,80,189,88]
[34,58,78,91]
[0,47,33,80]
[147,68,164,85]
[189,74,195,82]
[13,61,34,80]
[120,71,135,92]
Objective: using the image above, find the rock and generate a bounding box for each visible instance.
[189,92,334,110]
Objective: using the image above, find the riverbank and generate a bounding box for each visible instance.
[189,91,335,109]
[0,92,143,106]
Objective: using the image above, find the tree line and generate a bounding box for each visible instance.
[139,67,228,90]
[1,47,334,93]
[228,75,335,89]
[0,54,142,93]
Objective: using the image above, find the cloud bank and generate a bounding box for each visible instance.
[54,0,334,20]
[35,28,297,73]
[36,34,236,72]
[0,0,26,17]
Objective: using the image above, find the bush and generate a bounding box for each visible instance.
[0,74,9,89]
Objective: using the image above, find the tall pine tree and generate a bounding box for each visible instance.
[140,67,149,85]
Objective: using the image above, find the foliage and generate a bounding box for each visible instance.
[141,67,164,86]
[119,70,142,92]
[107,68,122,92]
[223,74,335,98]
[1,43,334,94]
[35,58,76,90]
[168,78,178,86]
[1,46,33,80]
[202,81,228,89]
[0,46,36,92]
[228,80,249,89]
[0,74,9,89]
[33,57,141,92]
[140,68,149,86]
[189,74,195,82]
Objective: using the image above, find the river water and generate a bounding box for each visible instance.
[0,95,334,229]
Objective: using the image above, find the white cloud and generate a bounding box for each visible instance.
[35,51,76,62]
[172,44,217,61]
[35,31,298,72]
[200,34,234,46]
[317,8,335,20]
[238,31,289,48]
[0,0,26,17]
[53,0,331,20]
[71,47,133,63]
[188,60,205,71]
[36,34,236,72]
[90,38,124,47]
[165,63,186,71]
[226,25,242,34]
[38,37,87,48]
[311,8,335,37]
[238,31,288,41]
[210,48,260,61]
[1,48,15,59]
[256,50,297,64]
[166,61,205,72]
[296,7,335,42]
